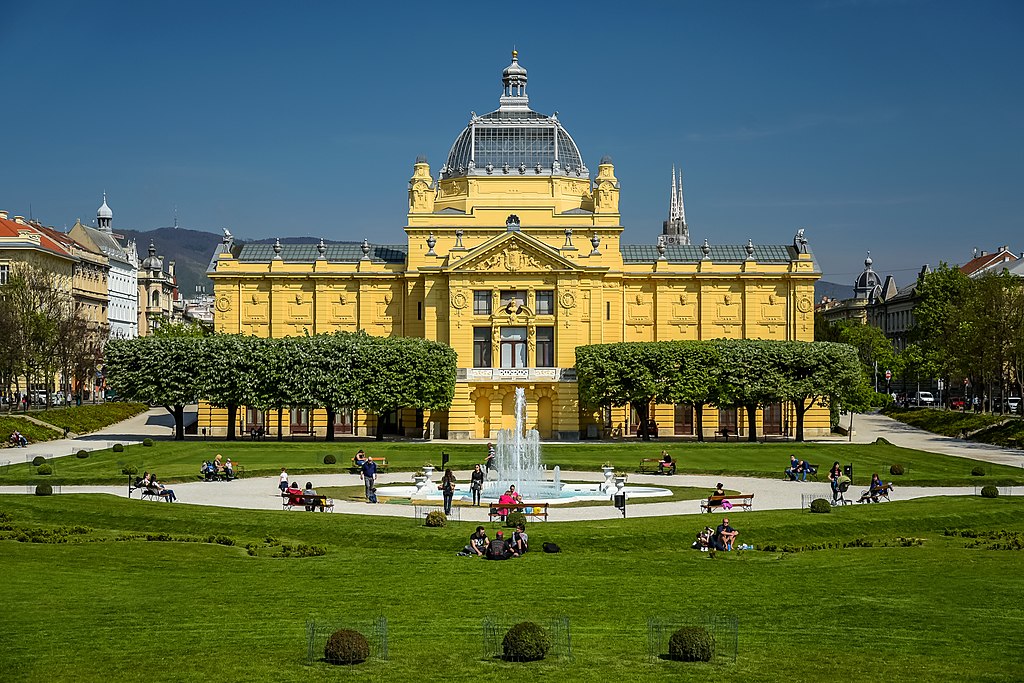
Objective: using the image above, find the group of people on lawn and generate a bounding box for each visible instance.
[693,518,739,551]
[459,524,528,559]
[7,430,28,448]
[200,454,236,481]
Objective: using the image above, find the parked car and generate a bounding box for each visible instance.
[914,391,935,406]
[950,396,966,410]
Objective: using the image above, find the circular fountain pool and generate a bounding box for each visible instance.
[372,482,673,505]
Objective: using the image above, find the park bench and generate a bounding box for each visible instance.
[700,493,754,513]
[857,486,893,504]
[282,493,334,512]
[639,458,675,474]
[350,457,389,473]
[289,427,316,441]
[488,502,549,523]
[715,428,738,442]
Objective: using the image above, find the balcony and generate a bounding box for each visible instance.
[457,367,577,382]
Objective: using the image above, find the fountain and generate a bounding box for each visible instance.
[486,388,558,498]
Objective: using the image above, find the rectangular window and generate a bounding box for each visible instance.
[473,290,491,315]
[606,301,611,320]
[0,264,8,286]
[473,327,492,368]
[417,301,423,320]
[500,326,527,368]
[536,291,554,315]
[536,326,554,367]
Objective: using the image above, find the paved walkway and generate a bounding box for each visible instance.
[2,408,1020,520]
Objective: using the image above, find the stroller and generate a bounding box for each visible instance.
[832,476,853,506]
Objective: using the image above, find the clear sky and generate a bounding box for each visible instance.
[2,0,1021,285]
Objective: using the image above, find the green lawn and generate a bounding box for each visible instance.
[30,402,149,434]
[0,416,61,447]
[1,494,1023,681]
[3,438,1022,487]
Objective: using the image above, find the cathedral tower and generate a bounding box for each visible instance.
[661,166,689,245]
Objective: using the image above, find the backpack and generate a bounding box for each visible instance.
[542,542,561,554]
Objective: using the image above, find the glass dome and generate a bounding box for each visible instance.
[441,52,587,180]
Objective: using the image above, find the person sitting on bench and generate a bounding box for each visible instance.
[859,473,893,502]
[285,481,303,507]
[785,455,801,481]
[353,449,367,469]
[303,481,319,511]
[150,475,176,502]
[658,451,676,475]
[223,458,235,479]
[713,517,739,551]
[708,482,726,507]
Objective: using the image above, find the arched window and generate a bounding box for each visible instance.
[151,291,160,307]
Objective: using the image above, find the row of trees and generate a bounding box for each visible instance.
[105,331,458,440]
[575,339,865,442]
[818,266,1024,411]
[0,265,106,410]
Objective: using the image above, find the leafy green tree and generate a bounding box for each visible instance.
[200,334,262,440]
[663,341,721,442]
[912,264,973,394]
[775,341,862,441]
[105,336,203,439]
[838,321,898,391]
[716,340,786,442]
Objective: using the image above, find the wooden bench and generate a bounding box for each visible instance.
[350,458,389,473]
[700,494,754,513]
[282,493,334,512]
[857,486,892,504]
[639,458,675,474]
[289,427,316,440]
[488,502,549,523]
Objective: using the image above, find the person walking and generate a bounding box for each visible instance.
[278,467,289,494]
[361,456,378,502]
[440,468,457,515]
[470,464,485,506]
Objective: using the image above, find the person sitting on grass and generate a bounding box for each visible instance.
[713,517,738,551]
[460,526,489,556]
[485,530,517,560]
[511,524,529,554]
[658,450,675,475]
[693,526,714,551]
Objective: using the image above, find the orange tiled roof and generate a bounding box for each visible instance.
[960,247,1018,276]
[0,216,75,260]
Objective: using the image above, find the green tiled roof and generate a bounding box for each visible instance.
[620,244,801,264]
[237,244,407,264]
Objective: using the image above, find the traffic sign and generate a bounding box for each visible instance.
[884,370,892,380]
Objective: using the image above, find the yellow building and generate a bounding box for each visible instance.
[206,52,825,439]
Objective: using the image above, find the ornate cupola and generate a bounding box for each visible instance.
[499,49,529,111]
[97,192,113,231]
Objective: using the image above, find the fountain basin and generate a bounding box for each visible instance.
[372,482,673,505]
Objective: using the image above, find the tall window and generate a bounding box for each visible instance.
[473,327,492,368]
[0,264,8,285]
[473,290,491,315]
[536,326,554,367]
[500,326,527,368]
[536,291,554,315]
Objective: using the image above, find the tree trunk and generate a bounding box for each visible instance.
[173,404,185,440]
[638,401,650,441]
[325,406,336,442]
[276,407,283,442]
[745,403,758,442]
[375,412,385,441]
[226,404,237,441]
[794,399,807,442]
[695,403,705,443]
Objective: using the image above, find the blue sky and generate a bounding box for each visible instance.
[1,0,1021,285]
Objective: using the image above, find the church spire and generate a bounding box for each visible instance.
[661,165,690,245]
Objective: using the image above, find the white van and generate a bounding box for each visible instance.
[914,391,935,406]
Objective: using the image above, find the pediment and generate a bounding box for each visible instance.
[444,231,582,273]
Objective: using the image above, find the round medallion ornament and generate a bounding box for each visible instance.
[558,291,576,309]
[215,295,231,313]
[797,297,812,313]
[451,291,468,309]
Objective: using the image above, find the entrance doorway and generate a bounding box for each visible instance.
[763,402,782,436]
[674,403,694,435]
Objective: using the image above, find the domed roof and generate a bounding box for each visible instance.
[141,241,163,270]
[97,193,113,219]
[442,52,587,180]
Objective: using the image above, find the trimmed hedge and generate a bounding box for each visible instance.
[142,438,154,447]
[505,511,527,529]
[121,464,138,476]
[75,450,89,459]
[324,628,369,665]
[668,626,715,662]
[34,483,53,496]
[425,510,447,527]
[810,498,832,514]
[890,463,905,476]
[981,485,999,498]
[32,456,46,467]
[502,621,550,661]
[323,454,337,465]
[112,443,124,453]
[36,464,53,476]
[971,466,986,477]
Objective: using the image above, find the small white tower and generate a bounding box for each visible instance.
[97,192,113,232]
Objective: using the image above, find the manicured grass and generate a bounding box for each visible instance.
[2,438,1021,487]
[1,494,1023,681]
[0,416,61,447]
[27,402,149,435]
[883,406,1024,448]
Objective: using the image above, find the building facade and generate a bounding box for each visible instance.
[137,241,180,335]
[204,53,825,439]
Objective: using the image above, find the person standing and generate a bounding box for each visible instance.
[278,467,289,494]
[470,464,485,506]
[485,443,495,473]
[361,456,378,502]
[439,468,457,515]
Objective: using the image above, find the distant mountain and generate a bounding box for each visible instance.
[116,229,361,298]
[815,280,851,302]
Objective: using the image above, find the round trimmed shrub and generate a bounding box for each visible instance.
[889,463,905,476]
[32,456,46,466]
[142,438,154,447]
[425,510,447,527]
[37,464,53,475]
[971,466,986,477]
[668,626,715,662]
[76,450,89,459]
[323,454,337,465]
[112,443,124,453]
[324,628,369,665]
[502,621,550,662]
[809,498,832,514]
[981,485,999,498]
[505,511,527,529]
[34,483,53,496]
[121,464,138,476]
